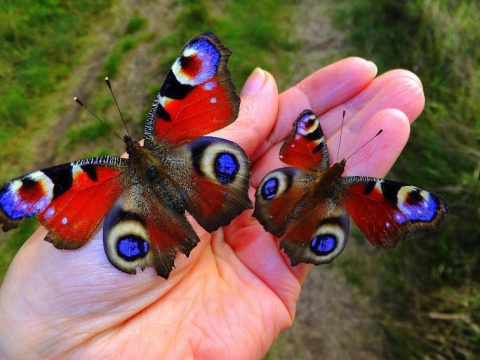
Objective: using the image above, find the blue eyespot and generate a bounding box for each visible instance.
[188,38,220,83]
[117,236,149,261]
[310,234,336,255]
[215,153,239,184]
[262,178,278,200]
[398,189,438,222]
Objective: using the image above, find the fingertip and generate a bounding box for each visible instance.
[209,68,278,156]
[240,67,268,96]
[344,108,411,177]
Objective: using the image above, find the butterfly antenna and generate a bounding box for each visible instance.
[73,97,123,141]
[345,129,383,162]
[105,77,131,139]
[336,109,346,162]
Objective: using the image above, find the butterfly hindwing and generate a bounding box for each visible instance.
[280,212,350,266]
[342,177,449,248]
[254,167,313,237]
[103,184,199,278]
[0,157,127,248]
[166,136,252,232]
[145,32,240,147]
[254,167,350,265]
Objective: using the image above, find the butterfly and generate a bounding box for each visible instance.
[0,32,252,279]
[253,110,449,265]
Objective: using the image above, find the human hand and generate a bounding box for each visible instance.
[0,58,424,359]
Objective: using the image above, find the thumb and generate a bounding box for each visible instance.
[212,68,278,160]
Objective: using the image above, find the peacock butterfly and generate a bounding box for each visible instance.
[253,110,449,265]
[0,33,252,278]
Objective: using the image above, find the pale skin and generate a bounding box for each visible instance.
[0,58,424,359]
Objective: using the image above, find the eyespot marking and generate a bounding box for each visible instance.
[0,175,53,220]
[262,178,278,200]
[117,236,150,261]
[173,38,220,85]
[310,234,337,255]
[214,153,239,184]
[397,186,439,222]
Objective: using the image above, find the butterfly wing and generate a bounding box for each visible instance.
[103,183,199,278]
[164,136,252,232]
[279,210,350,266]
[341,177,449,248]
[254,167,312,237]
[0,157,127,248]
[144,32,240,147]
[254,110,350,265]
[280,110,329,172]
[253,167,350,265]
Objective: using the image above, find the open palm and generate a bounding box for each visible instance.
[0,58,424,359]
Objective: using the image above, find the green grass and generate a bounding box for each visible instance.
[335,0,480,357]
[151,0,296,90]
[0,0,112,126]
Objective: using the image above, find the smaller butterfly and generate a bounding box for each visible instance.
[253,110,449,265]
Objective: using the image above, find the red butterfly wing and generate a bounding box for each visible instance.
[145,32,240,146]
[280,110,329,172]
[254,167,313,237]
[0,158,126,249]
[254,166,350,265]
[342,177,449,248]
[103,185,199,278]
[165,136,252,232]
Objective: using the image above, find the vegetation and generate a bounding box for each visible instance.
[335,0,480,357]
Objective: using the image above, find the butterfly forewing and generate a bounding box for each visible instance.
[145,32,240,147]
[342,177,449,248]
[0,158,127,248]
[279,110,329,172]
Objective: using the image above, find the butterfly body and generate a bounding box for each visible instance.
[0,33,252,278]
[254,110,449,266]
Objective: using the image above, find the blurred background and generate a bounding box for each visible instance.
[0,0,478,358]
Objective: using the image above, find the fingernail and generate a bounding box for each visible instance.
[241,68,266,96]
[367,61,378,76]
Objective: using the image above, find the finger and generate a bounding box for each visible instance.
[319,69,424,138]
[256,57,378,157]
[336,108,411,177]
[210,68,279,157]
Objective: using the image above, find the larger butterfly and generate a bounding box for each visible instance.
[0,33,252,279]
[253,110,449,265]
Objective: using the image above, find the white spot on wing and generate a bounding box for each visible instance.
[45,207,55,219]
[203,81,216,91]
